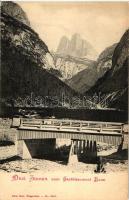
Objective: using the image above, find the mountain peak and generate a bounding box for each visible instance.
[56,36,69,55]
[1,1,30,26]
[56,33,98,60]
[72,33,81,39]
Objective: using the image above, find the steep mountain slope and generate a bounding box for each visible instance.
[1,1,30,26]
[66,64,97,94]
[86,29,129,110]
[52,53,96,80]
[96,43,117,78]
[1,10,77,107]
[56,36,69,55]
[66,43,117,93]
[57,33,98,60]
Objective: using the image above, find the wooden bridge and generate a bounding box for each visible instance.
[16,118,124,145]
[12,118,126,160]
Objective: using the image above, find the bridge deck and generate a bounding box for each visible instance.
[19,118,123,135]
[16,118,124,145]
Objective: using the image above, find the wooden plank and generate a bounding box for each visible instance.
[20,119,123,130]
[20,118,123,126]
[19,126,122,135]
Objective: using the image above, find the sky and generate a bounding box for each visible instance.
[18,2,128,55]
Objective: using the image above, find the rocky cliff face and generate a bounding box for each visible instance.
[1,1,30,26]
[54,34,97,80]
[1,2,58,73]
[52,53,96,80]
[57,33,98,60]
[97,43,117,78]
[66,43,117,94]
[56,36,69,55]
[86,29,129,110]
[1,6,77,107]
[66,63,97,94]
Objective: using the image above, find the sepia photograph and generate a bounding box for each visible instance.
[0,1,128,200]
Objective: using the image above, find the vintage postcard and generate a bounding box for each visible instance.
[0,1,128,200]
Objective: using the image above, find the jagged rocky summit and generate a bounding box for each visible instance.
[52,33,97,80]
[57,33,98,60]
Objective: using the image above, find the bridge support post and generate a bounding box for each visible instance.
[78,140,82,154]
[85,140,90,154]
[117,136,124,153]
[82,140,85,153]
[68,140,78,165]
[93,141,97,157]
[84,140,97,160]
[16,140,32,159]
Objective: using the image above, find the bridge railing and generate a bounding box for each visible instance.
[19,118,123,134]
